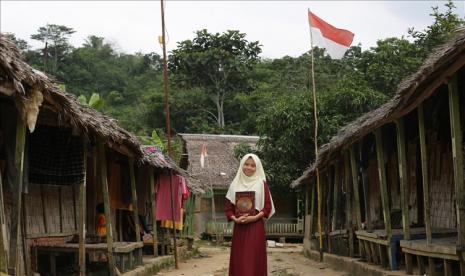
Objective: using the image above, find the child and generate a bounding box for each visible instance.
[96,203,106,237]
[224,154,275,276]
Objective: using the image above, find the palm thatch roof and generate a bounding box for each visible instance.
[180,134,259,190]
[291,27,465,188]
[0,35,179,173]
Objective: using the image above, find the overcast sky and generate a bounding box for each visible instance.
[1,1,464,58]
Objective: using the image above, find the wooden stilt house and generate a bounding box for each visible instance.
[0,35,186,275]
[292,27,465,275]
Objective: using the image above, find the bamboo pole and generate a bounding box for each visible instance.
[331,162,340,232]
[418,104,432,244]
[395,118,411,240]
[98,140,115,276]
[374,129,392,239]
[160,0,179,268]
[349,146,362,229]
[0,159,8,273]
[8,115,26,274]
[149,170,158,257]
[447,74,465,246]
[129,158,141,243]
[308,8,323,261]
[375,129,395,270]
[344,151,354,257]
[309,181,316,247]
[78,138,87,276]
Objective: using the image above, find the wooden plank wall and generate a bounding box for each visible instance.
[406,141,419,225]
[428,131,455,228]
[367,155,382,228]
[24,183,79,235]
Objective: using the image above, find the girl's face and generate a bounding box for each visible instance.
[242,157,256,177]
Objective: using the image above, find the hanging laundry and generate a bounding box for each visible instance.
[156,174,191,230]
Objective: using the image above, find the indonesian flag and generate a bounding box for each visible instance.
[308,11,354,59]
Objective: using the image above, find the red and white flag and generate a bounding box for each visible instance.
[308,11,354,59]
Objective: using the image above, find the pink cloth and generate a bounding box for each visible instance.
[156,174,186,221]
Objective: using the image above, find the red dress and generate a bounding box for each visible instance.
[224,182,272,276]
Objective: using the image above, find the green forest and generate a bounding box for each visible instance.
[4,1,464,191]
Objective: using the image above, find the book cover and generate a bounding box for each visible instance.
[235,191,255,217]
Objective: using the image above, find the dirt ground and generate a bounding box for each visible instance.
[156,243,347,276]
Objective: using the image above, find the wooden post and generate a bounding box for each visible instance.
[349,146,362,229]
[98,140,115,276]
[323,171,330,253]
[78,139,87,276]
[396,118,411,240]
[331,162,340,232]
[149,169,158,257]
[448,74,465,247]
[418,104,432,244]
[8,115,26,274]
[344,151,354,257]
[396,118,413,273]
[309,181,316,248]
[129,159,141,243]
[374,129,393,269]
[305,182,309,217]
[0,160,8,273]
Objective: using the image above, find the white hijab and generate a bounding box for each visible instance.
[226,153,275,218]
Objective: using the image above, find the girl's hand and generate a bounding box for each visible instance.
[240,215,257,224]
[234,215,249,224]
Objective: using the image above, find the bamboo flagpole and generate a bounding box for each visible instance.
[307,9,354,261]
[307,8,324,262]
[159,0,179,269]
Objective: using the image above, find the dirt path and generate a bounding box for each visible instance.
[156,244,346,276]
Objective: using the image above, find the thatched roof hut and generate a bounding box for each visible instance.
[0,35,144,159]
[180,134,259,190]
[0,35,181,173]
[291,27,465,188]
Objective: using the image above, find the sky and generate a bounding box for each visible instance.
[1,1,464,59]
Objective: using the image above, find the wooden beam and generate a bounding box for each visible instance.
[129,158,141,243]
[149,169,158,257]
[395,118,411,240]
[305,181,309,217]
[331,162,340,232]
[309,180,316,246]
[344,151,354,257]
[448,74,465,246]
[78,138,87,276]
[8,115,26,273]
[316,168,324,256]
[375,129,395,270]
[418,104,432,244]
[98,140,116,276]
[374,129,392,240]
[325,171,332,252]
[0,160,8,273]
[349,146,362,229]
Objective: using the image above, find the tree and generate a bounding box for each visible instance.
[3,33,30,52]
[30,24,75,74]
[356,37,423,96]
[408,0,464,57]
[169,29,262,128]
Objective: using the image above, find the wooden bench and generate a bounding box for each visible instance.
[356,227,456,271]
[400,236,464,275]
[34,240,143,274]
[329,229,350,256]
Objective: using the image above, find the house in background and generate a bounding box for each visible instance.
[180,134,303,241]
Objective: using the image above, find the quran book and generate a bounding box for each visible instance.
[235,191,255,217]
